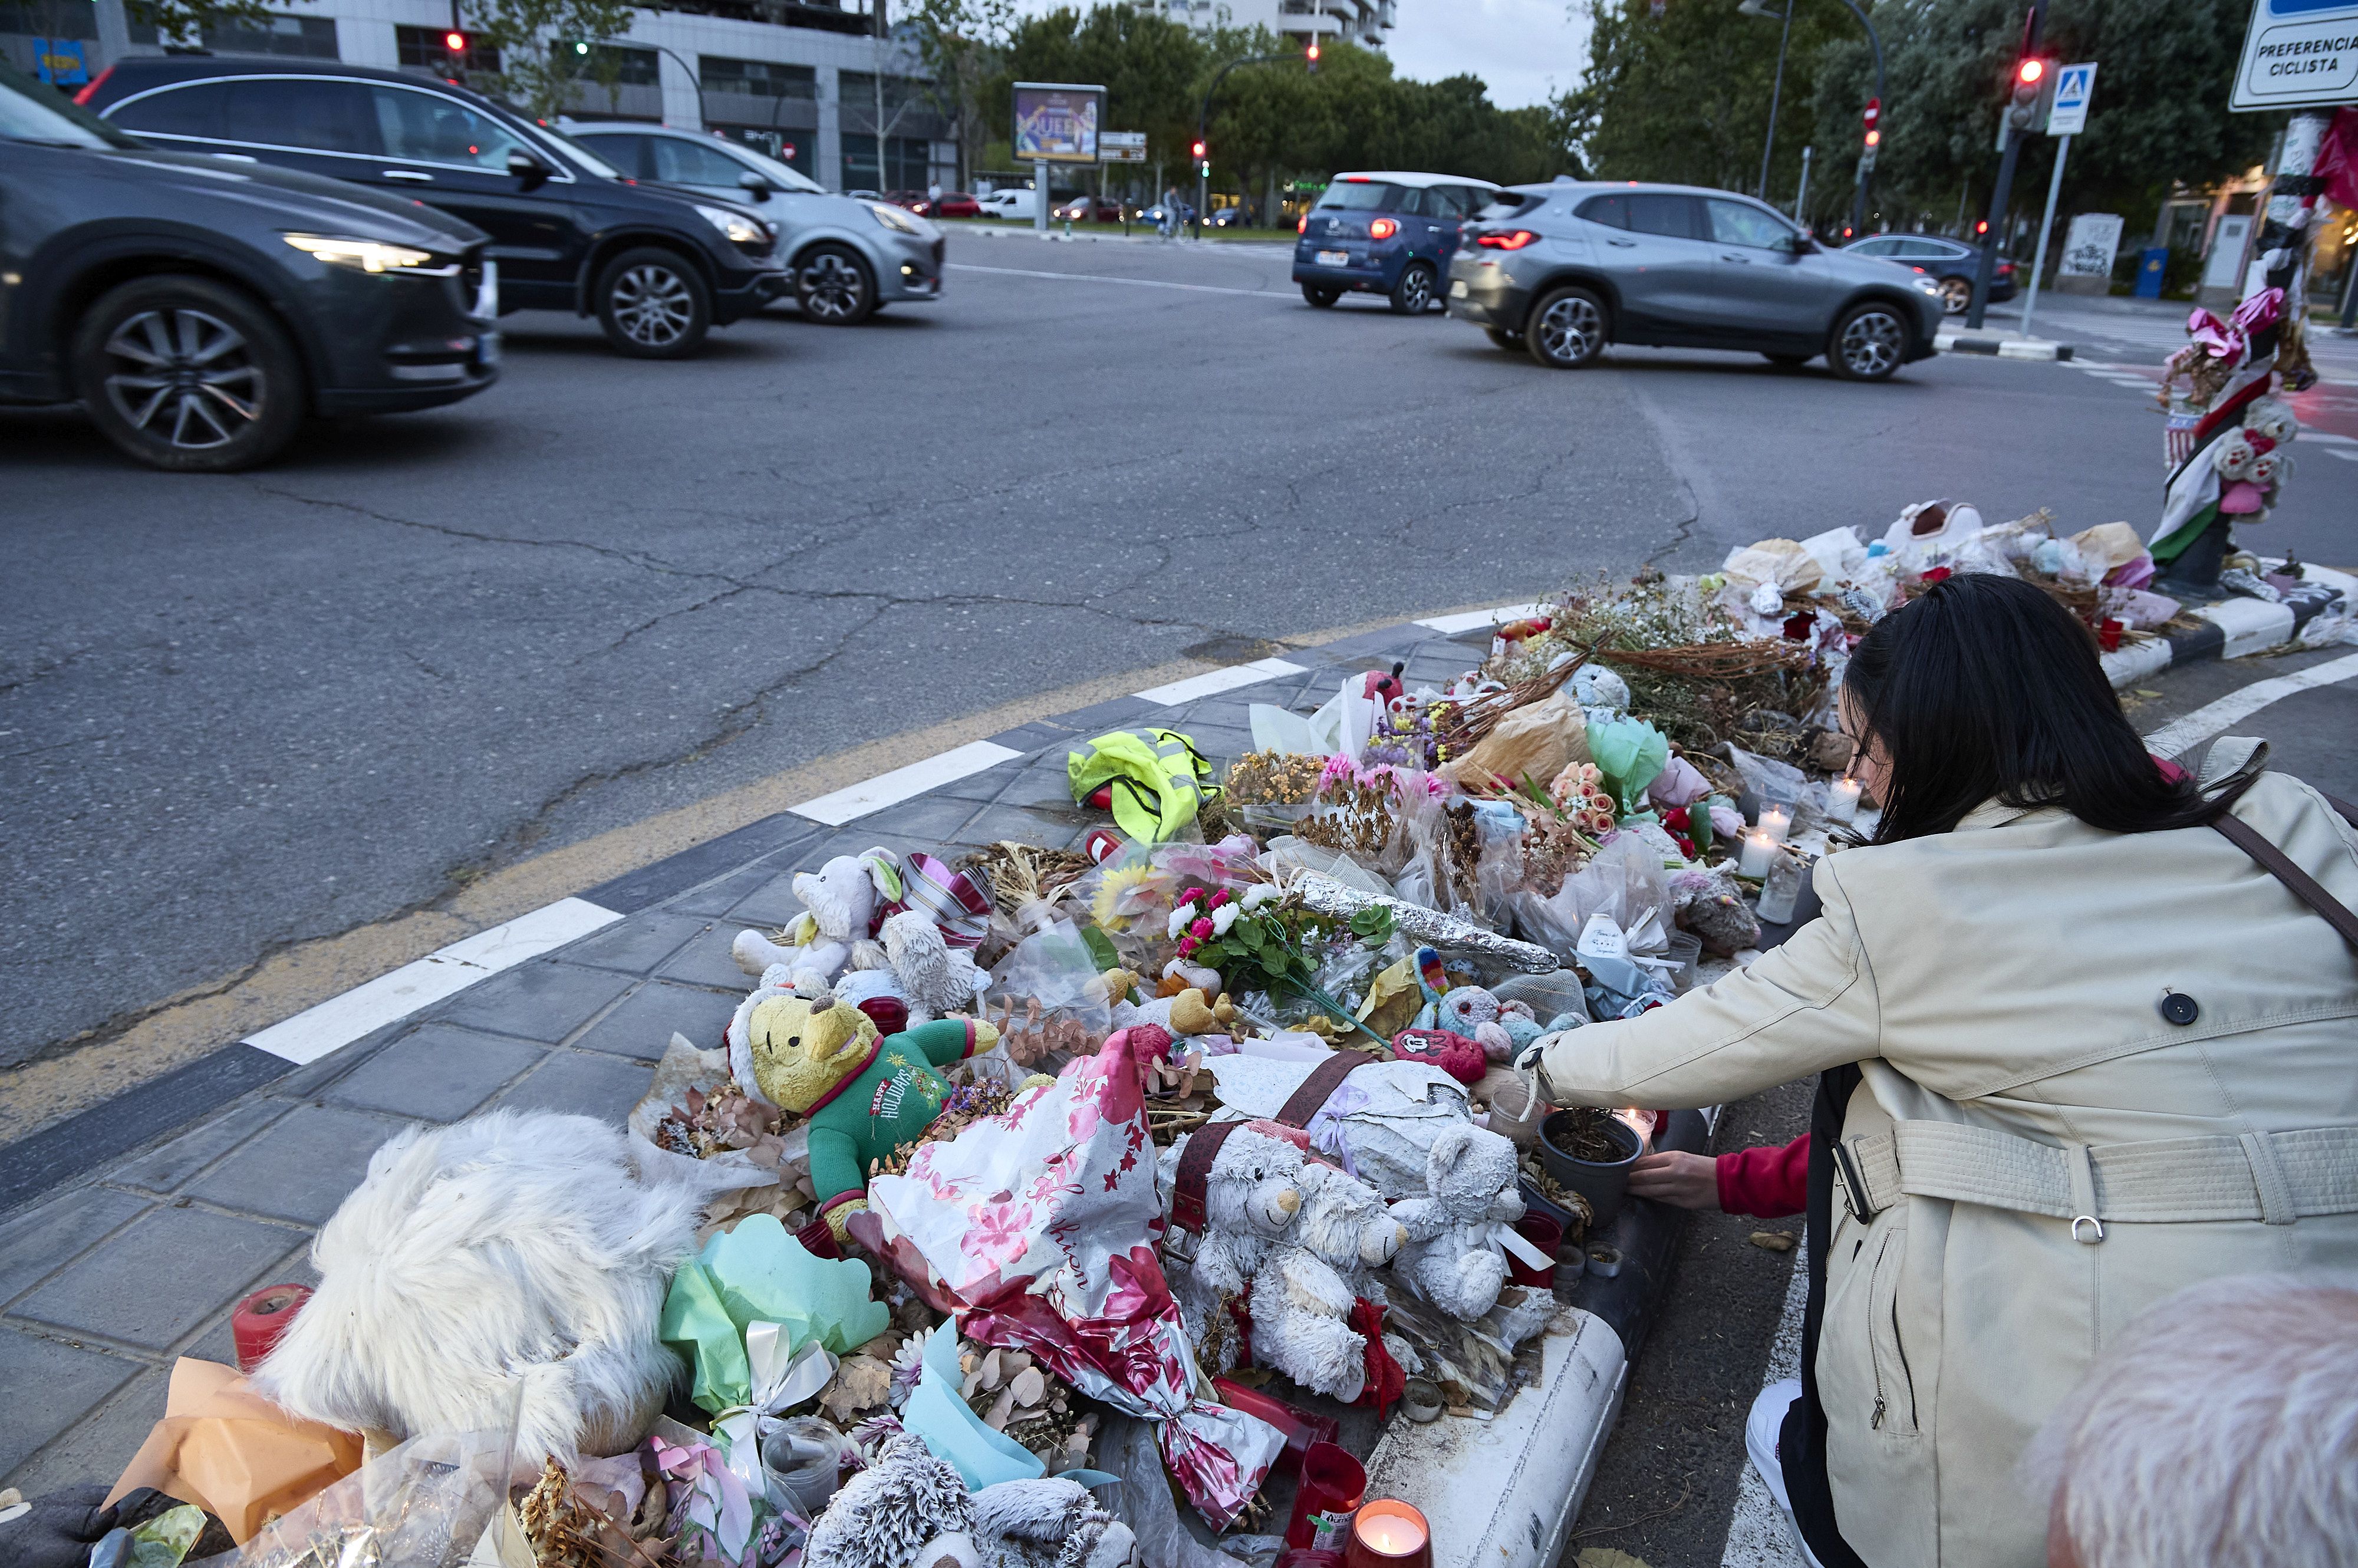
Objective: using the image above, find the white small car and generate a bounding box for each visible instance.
[978,188,1042,220]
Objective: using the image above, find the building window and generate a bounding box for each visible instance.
[126,12,339,56]
[838,70,924,119]
[700,55,815,99]
[0,0,98,38]
[554,41,659,85]
[839,132,928,192]
[394,24,500,74]
[716,125,815,180]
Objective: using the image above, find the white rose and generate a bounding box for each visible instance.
[1167,903,1197,941]
[1211,903,1240,936]
[1242,885,1277,911]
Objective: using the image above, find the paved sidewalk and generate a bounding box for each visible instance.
[0,616,1490,1498]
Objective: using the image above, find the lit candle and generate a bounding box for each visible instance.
[1355,1514,1428,1555]
[1757,802,1793,843]
[1826,775,1862,824]
[1739,829,1777,878]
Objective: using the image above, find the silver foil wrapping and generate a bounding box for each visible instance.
[1287,871,1559,973]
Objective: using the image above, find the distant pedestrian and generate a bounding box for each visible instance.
[1160,186,1177,239]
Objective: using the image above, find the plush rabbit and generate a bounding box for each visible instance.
[732,849,897,983]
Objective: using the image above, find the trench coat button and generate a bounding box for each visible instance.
[2158,990,2199,1026]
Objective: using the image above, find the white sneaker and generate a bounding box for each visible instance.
[1746,1379,1827,1568]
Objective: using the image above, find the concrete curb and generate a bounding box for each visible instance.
[2100,564,2354,690]
[1934,330,2075,360]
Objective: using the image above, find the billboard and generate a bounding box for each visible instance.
[1012,82,1106,164]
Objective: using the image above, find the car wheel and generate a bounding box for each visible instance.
[1302,284,1341,308]
[1829,301,1908,381]
[1525,285,1608,369]
[596,247,710,358]
[71,275,304,473]
[1938,275,1973,314]
[1486,327,1524,351]
[1389,262,1437,315]
[1763,351,1812,367]
[797,243,877,325]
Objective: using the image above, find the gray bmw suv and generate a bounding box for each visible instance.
[1445,180,1945,380]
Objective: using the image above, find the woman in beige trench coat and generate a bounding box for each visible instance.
[1534,575,2358,1568]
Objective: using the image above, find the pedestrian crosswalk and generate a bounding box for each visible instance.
[2063,358,2358,459]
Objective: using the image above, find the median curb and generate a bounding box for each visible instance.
[1935,329,2075,360]
[2099,564,2354,689]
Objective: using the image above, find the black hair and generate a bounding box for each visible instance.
[1844,574,2212,843]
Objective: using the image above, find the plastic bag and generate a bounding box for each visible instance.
[1586,717,1670,818]
[986,920,1115,1030]
[629,1033,792,1195]
[1440,691,1587,790]
[208,1427,527,1568]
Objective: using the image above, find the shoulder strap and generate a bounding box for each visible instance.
[2207,778,2358,953]
[1275,1051,1364,1129]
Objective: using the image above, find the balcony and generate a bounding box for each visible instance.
[645,0,875,35]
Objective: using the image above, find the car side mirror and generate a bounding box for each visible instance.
[1780,231,1816,255]
[738,171,776,202]
[507,150,552,190]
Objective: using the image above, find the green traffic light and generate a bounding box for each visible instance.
[574,40,589,53]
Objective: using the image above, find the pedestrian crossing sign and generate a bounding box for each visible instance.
[2047,62,2097,134]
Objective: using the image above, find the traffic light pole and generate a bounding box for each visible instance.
[1967,0,2044,330]
[2018,130,2071,341]
[1823,0,1883,237]
[1194,49,1310,241]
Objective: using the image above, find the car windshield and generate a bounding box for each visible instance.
[526,120,625,179]
[1316,180,1403,212]
[0,58,141,148]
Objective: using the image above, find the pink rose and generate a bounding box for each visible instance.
[1208,889,1231,909]
[1177,935,1199,958]
[1190,917,1214,940]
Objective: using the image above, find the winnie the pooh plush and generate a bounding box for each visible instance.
[742,988,997,1242]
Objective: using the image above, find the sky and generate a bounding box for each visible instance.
[1385,0,1590,110]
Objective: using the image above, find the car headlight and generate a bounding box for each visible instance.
[1911,276,1944,296]
[870,202,922,235]
[694,204,769,246]
[282,234,447,274]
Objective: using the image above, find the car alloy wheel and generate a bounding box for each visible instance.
[610,263,695,348]
[1390,262,1435,315]
[1938,276,1972,314]
[1833,304,1906,380]
[101,307,262,453]
[1527,287,1606,368]
[799,246,874,324]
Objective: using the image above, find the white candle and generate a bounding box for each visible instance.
[1826,776,1862,824]
[1739,829,1777,878]
[1757,803,1793,844]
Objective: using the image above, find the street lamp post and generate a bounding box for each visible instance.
[574,37,707,131]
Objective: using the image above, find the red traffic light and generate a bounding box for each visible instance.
[2016,57,2045,86]
[1861,95,1879,131]
[1975,218,1990,235]
[442,29,467,52]
[1306,39,1320,62]
[1191,139,1205,159]
[1864,129,1880,148]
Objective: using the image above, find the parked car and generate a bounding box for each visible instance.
[1,60,494,471]
[882,189,927,210]
[1053,195,1123,223]
[1207,204,1256,229]
[1444,180,1945,380]
[929,191,983,219]
[977,188,1042,220]
[1844,232,2017,314]
[564,123,943,326]
[83,57,785,358]
[1292,172,1501,315]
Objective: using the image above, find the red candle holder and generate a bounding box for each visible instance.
[232,1284,312,1374]
[1283,1442,1366,1551]
[1215,1377,1340,1475]
[1346,1500,1432,1568]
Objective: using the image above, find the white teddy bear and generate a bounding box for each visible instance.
[1247,1159,1411,1401]
[878,908,990,1022]
[1158,1122,1306,1369]
[1388,1122,1527,1322]
[732,849,897,983]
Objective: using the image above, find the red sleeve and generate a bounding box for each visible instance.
[1716,1133,1810,1218]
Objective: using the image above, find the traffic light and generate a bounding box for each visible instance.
[2007,54,2051,130]
[1859,95,1880,171]
[1191,137,1208,177]
[1306,39,1319,71]
[1975,218,1990,236]
[442,28,466,52]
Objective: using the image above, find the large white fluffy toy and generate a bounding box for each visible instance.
[1389,1122,1526,1322]
[1157,1123,1305,1368]
[1246,1160,1408,1401]
[255,1110,709,1462]
[732,849,897,983]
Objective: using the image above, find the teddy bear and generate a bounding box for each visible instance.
[877,909,989,1022]
[733,849,898,983]
[1157,1122,1306,1368]
[734,986,997,1241]
[1387,1122,1527,1322]
[255,1110,704,1464]
[1245,1159,1412,1401]
[1434,986,1514,1062]
[806,1434,1139,1568]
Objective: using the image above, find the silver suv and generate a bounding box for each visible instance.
[565,123,943,325]
[1445,180,1945,380]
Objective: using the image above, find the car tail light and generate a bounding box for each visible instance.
[74,64,113,104]
[1297,215,1308,234]
[1476,230,1539,250]
[1998,261,2016,276]
[1369,218,1399,241]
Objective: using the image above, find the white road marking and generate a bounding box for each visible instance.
[946,262,1285,298]
[1415,602,1548,634]
[242,897,621,1064]
[2141,650,2358,760]
[1134,657,1306,705]
[1719,1246,1813,1568]
[791,739,1023,826]
[2327,446,2358,461]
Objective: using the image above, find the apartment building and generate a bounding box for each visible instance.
[1135,0,1394,50]
[2,0,956,191]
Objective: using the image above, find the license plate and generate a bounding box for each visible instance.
[1450,279,1468,298]
[1315,249,1349,266]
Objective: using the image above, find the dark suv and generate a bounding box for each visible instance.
[1,59,495,470]
[81,57,786,357]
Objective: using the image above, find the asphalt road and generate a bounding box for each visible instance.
[2,234,2349,1091]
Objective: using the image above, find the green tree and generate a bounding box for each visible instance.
[459,0,638,120]
[910,0,1017,188]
